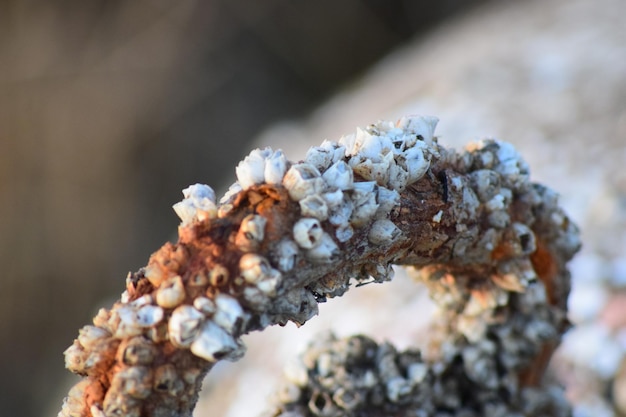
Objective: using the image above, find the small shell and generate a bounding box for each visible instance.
[236,148,271,189]
[272,239,300,272]
[396,115,439,145]
[368,219,401,245]
[305,233,340,263]
[121,336,157,366]
[293,218,324,249]
[350,182,379,227]
[328,198,354,227]
[193,296,216,315]
[239,253,272,283]
[143,263,166,288]
[135,305,164,327]
[168,305,205,348]
[375,187,400,217]
[213,294,245,333]
[299,194,329,220]
[112,366,152,399]
[115,306,144,338]
[305,146,333,172]
[264,149,288,184]
[403,145,429,183]
[387,162,409,191]
[190,320,244,362]
[319,140,346,164]
[173,184,218,225]
[153,364,184,396]
[182,183,216,202]
[335,224,354,242]
[283,163,325,201]
[235,214,267,252]
[219,183,241,205]
[243,286,271,309]
[209,264,230,287]
[155,276,185,309]
[322,189,344,208]
[322,160,353,190]
[333,387,362,411]
[78,325,111,349]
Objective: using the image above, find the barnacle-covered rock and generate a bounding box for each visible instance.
[60,115,580,417]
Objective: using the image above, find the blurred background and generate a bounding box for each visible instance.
[1,0,625,416]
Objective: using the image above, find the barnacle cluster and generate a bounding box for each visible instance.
[59,116,580,417]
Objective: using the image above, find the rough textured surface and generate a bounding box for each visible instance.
[59,116,579,417]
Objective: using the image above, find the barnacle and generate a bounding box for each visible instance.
[59,116,580,417]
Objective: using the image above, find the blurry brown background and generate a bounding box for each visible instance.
[0,1,492,416]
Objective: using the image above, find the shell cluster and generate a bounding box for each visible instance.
[59,116,580,417]
[267,332,571,417]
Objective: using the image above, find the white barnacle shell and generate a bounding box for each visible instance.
[403,144,430,183]
[264,149,288,184]
[322,189,344,208]
[111,366,153,399]
[168,305,205,348]
[293,218,324,249]
[121,336,157,366]
[299,194,329,220]
[375,186,400,218]
[328,197,354,227]
[305,233,340,263]
[396,115,439,145]
[322,160,353,190]
[190,320,244,362]
[283,163,325,201]
[219,183,242,205]
[135,305,164,327]
[239,253,274,284]
[335,224,354,242]
[387,161,409,191]
[153,364,184,396]
[305,146,333,172]
[319,139,346,164]
[272,238,300,272]
[235,214,267,252]
[78,325,111,349]
[213,293,245,333]
[368,219,401,245]
[173,183,218,225]
[115,306,144,338]
[193,296,216,315]
[236,148,272,189]
[349,153,393,186]
[350,181,379,227]
[155,275,186,309]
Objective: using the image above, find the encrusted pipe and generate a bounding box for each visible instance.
[59,116,580,417]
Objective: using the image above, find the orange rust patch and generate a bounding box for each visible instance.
[84,379,106,410]
[518,341,557,387]
[530,240,559,306]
